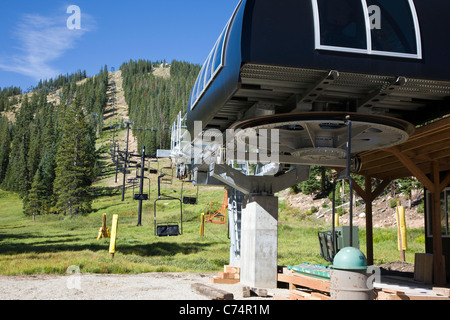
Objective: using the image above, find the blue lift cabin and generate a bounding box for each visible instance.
[187,0,449,137]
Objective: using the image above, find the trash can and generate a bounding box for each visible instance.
[330,247,374,300]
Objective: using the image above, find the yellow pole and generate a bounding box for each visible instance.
[200,213,205,236]
[395,206,407,261]
[335,213,340,227]
[109,214,119,259]
[97,213,111,240]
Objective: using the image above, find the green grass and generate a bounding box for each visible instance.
[0,185,426,276]
[0,186,232,275]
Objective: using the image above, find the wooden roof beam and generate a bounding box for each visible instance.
[366,157,450,182]
[386,147,435,193]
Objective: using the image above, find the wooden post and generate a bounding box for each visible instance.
[365,176,374,266]
[350,177,391,266]
[200,213,205,236]
[432,162,446,285]
[102,213,107,230]
[386,149,446,285]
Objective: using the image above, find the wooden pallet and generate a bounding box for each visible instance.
[210,266,240,284]
[278,272,330,293]
[289,289,331,301]
[278,271,331,300]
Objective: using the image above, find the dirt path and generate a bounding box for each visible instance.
[0,273,285,300]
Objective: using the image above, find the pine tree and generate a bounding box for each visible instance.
[27,121,43,183]
[23,148,57,216]
[3,96,33,195]
[53,99,96,216]
[0,116,11,183]
[120,59,200,155]
[24,168,46,218]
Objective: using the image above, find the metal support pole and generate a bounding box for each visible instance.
[112,124,116,153]
[122,123,131,201]
[330,116,356,258]
[115,143,119,184]
[137,146,146,227]
[332,179,337,255]
[346,116,354,247]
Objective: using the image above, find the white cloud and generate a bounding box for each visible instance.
[0,11,93,81]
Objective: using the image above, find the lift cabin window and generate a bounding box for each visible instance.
[316,0,368,51]
[312,0,422,59]
[190,20,230,111]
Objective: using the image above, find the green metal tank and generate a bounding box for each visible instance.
[330,247,374,300]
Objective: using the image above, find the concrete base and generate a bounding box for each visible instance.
[240,196,278,289]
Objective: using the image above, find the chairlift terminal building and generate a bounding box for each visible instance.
[169,0,450,286]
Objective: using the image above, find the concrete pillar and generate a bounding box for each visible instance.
[241,195,278,289]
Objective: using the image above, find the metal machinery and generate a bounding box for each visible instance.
[164,0,450,288]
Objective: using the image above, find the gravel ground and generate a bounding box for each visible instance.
[0,273,287,300]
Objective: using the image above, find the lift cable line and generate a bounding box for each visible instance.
[119,122,169,202]
[135,146,148,227]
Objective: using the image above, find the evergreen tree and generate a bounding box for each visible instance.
[3,96,33,195]
[27,121,43,184]
[120,59,200,155]
[0,116,11,183]
[53,99,96,216]
[23,149,57,216]
[24,167,46,217]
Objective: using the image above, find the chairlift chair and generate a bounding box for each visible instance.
[153,174,183,237]
[157,158,174,185]
[181,179,199,205]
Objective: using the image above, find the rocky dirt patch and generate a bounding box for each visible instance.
[281,190,425,230]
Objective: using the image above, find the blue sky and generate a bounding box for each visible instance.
[0,0,241,90]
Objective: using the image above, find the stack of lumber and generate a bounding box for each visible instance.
[376,287,450,300]
[210,266,240,284]
[289,288,330,300]
[191,283,234,300]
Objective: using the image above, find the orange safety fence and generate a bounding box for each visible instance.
[205,190,228,224]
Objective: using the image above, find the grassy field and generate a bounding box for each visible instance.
[0,126,426,275]
[0,182,426,276]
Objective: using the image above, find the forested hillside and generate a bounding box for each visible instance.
[0,60,201,217]
[0,66,108,217]
[0,87,22,112]
[121,60,200,155]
